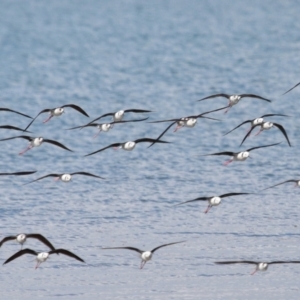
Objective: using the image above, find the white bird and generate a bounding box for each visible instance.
[223,114,289,136]
[175,192,251,213]
[0,135,73,155]
[198,93,271,113]
[24,172,105,184]
[24,104,89,131]
[68,118,149,138]
[215,260,300,275]
[85,138,170,157]
[0,233,55,250]
[200,142,281,165]
[84,108,152,126]
[3,248,85,269]
[240,122,291,147]
[263,179,300,190]
[102,241,185,269]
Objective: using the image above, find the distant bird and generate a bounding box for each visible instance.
[0,233,55,250]
[24,172,105,185]
[200,142,281,165]
[0,125,32,133]
[23,104,89,131]
[215,260,300,275]
[83,108,152,127]
[263,179,300,190]
[223,114,289,136]
[85,138,170,157]
[0,171,37,176]
[148,106,226,147]
[68,118,149,138]
[175,192,251,213]
[0,135,73,155]
[198,94,271,113]
[102,241,185,269]
[0,108,32,119]
[3,248,85,269]
[282,82,300,95]
[239,122,291,147]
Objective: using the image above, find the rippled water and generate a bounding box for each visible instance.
[1,0,300,299]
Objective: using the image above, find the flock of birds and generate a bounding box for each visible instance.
[1,81,300,275]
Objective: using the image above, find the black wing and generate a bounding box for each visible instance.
[240,94,272,102]
[239,125,258,146]
[23,109,52,131]
[151,241,185,253]
[102,246,143,254]
[273,123,291,147]
[0,171,37,176]
[215,260,258,265]
[269,261,300,265]
[0,236,16,247]
[261,114,290,118]
[0,135,33,142]
[282,82,300,95]
[84,143,122,157]
[23,174,61,185]
[201,151,235,157]
[148,122,176,148]
[223,120,252,136]
[0,108,33,119]
[124,109,152,113]
[198,94,230,101]
[3,248,38,265]
[175,197,210,206]
[134,138,170,145]
[263,179,298,190]
[71,172,105,179]
[247,142,281,152]
[43,139,73,152]
[26,234,56,251]
[219,193,251,198]
[61,104,89,117]
[49,249,85,262]
[0,125,32,133]
[84,112,116,126]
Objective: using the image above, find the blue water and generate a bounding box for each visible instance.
[1,0,300,299]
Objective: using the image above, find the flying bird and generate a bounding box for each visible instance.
[215,260,300,275]
[23,104,89,131]
[68,118,149,138]
[223,114,289,136]
[148,106,226,147]
[83,108,152,127]
[282,82,300,95]
[263,179,300,190]
[175,193,251,213]
[239,122,291,147]
[102,241,185,269]
[24,172,105,185]
[85,138,170,157]
[0,233,55,250]
[0,135,73,155]
[3,248,85,269]
[198,94,271,113]
[200,142,281,165]
[0,108,32,119]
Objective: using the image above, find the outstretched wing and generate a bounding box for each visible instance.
[282,82,300,95]
[0,236,16,247]
[71,172,105,179]
[223,120,252,136]
[49,249,85,262]
[219,192,251,198]
[175,197,209,206]
[24,173,61,185]
[102,246,143,254]
[240,94,271,102]
[273,123,291,147]
[197,94,230,101]
[43,139,73,152]
[239,125,258,146]
[3,248,38,265]
[23,109,52,131]
[61,104,89,117]
[151,241,185,253]
[27,234,56,251]
[247,142,281,152]
[84,143,122,157]
[263,179,298,190]
[0,108,33,119]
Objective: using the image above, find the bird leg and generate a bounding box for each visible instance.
[43,115,53,123]
[223,159,233,166]
[35,261,41,269]
[140,260,146,269]
[54,177,60,181]
[224,104,231,114]
[174,125,182,132]
[254,129,262,136]
[19,145,33,155]
[93,131,101,139]
[250,268,257,275]
[204,205,212,214]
